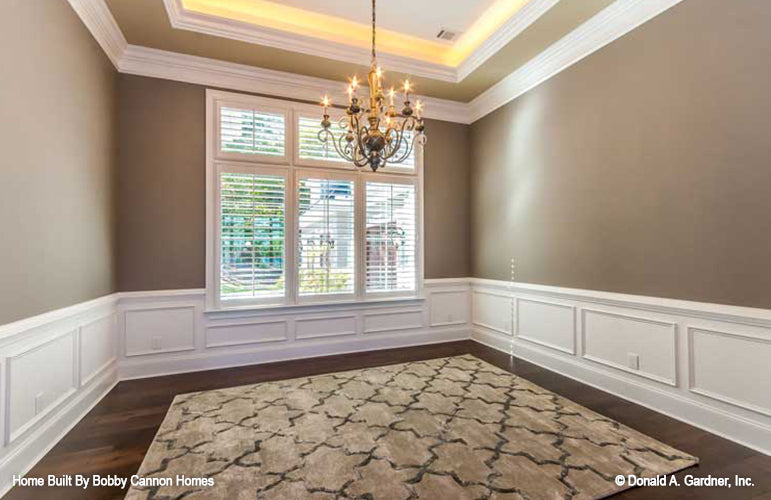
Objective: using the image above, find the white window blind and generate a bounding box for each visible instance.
[297,177,355,296]
[298,115,347,163]
[220,172,286,300]
[365,182,417,293]
[220,106,285,156]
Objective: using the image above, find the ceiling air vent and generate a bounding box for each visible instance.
[436,29,458,41]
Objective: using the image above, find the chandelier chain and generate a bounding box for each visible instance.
[371,0,376,63]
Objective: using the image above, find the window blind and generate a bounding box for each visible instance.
[297,178,355,296]
[298,115,347,163]
[220,172,286,300]
[365,182,417,293]
[220,106,285,156]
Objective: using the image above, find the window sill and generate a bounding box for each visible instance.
[205,295,426,319]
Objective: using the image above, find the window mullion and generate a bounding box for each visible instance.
[286,168,298,305]
[355,175,365,300]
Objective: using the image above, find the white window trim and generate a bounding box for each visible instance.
[206,89,424,312]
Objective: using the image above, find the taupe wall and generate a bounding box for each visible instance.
[116,75,470,291]
[470,0,771,308]
[0,0,117,325]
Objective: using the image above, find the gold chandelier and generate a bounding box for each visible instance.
[319,0,426,172]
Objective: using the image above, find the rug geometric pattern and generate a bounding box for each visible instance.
[126,355,697,499]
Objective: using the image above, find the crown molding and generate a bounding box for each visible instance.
[456,0,561,81]
[161,0,458,83]
[468,0,684,122]
[119,45,472,124]
[66,0,127,67]
[160,0,560,85]
[69,0,685,125]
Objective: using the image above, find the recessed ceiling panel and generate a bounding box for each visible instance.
[275,0,498,42]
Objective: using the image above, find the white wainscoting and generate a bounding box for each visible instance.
[3,275,771,497]
[0,295,119,498]
[470,278,771,456]
[0,279,470,496]
[118,280,470,380]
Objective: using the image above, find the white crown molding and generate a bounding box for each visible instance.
[160,0,560,85]
[65,0,127,67]
[161,0,458,83]
[467,0,684,122]
[69,0,684,124]
[456,0,562,81]
[119,45,472,123]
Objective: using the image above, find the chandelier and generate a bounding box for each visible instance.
[319,0,426,172]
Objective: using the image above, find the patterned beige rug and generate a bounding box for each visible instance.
[126,355,697,499]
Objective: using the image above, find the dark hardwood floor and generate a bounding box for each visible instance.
[7,340,771,499]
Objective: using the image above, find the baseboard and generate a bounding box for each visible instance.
[474,328,771,456]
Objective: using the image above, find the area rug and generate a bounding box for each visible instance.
[126,355,697,499]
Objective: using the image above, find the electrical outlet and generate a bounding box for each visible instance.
[151,336,162,350]
[34,392,45,415]
[628,353,640,370]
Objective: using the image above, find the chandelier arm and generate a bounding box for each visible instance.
[318,127,357,163]
[382,117,416,162]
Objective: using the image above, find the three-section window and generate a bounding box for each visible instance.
[207,90,423,309]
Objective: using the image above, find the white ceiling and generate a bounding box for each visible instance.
[274,0,499,42]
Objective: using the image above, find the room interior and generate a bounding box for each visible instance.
[1,0,770,498]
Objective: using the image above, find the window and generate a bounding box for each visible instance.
[219,170,287,302]
[217,102,290,163]
[298,176,355,296]
[365,181,417,293]
[207,91,423,309]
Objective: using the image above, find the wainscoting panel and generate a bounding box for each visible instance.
[429,290,470,327]
[472,290,512,335]
[470,278,771,456]
[517,298,575,354]
[79,314,117,386]
[296,315,358,340]
[582,309,677,386]
[363,309,424,334]
[5,331,77,444]
[124,306,196,356]
[205,320,288,348]
[689,327,771,417]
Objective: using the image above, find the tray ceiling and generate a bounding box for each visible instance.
[104,0,616,102]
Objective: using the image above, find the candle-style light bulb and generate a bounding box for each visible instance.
[351,76,359,89]
[415,100,423,119]
[346,85,354,104]
[388,87,395,106]
[322,95,330,110]
[403,79,411,94]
